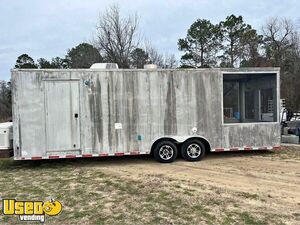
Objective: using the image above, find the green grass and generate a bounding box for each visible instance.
[238,212,265,225]
[237,192,259,200]
[0,158,218,224]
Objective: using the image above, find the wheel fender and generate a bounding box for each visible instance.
[151,135,211,152]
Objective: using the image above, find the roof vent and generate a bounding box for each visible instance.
[144,64,157,69]
[90,63,119,69]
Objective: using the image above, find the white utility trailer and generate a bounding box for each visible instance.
[11,68,281,162]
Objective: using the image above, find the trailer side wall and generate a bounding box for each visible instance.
[12,68,280,159]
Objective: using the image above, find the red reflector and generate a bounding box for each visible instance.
[49,155,60,159]
[83,154,93,157]
[99,153,108,157]
[215,148,224,152]
[244,147,253,150]
[66,155,76,158]
[229,147,239,151]
[31,157,42,160]
[273,146,281,150]
[115,152,124,156]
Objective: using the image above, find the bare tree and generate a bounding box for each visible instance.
[284,29,300,111]
[145,44,164,66]
[94,5,139,68]
[262,17,294,67]
[262,17,300,111]
[163,53,177,68]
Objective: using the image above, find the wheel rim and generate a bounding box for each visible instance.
[159,145,174,160]
[186,143,202,158]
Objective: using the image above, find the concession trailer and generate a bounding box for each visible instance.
[11,67,281,163]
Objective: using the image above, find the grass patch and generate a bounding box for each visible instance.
[0,149,299,225]
[237,192,259,200]
[238,212,266,225]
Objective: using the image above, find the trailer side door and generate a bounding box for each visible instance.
[44,80,80,153]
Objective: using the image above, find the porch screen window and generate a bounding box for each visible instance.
[223,73,277,123]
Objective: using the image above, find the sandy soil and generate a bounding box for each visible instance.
[95,148,300,224]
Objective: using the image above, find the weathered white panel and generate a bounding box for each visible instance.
[222,123,280,148]
[12,68,281,158]
[12,71,45,156]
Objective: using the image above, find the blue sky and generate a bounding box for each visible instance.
[0,0,299,80]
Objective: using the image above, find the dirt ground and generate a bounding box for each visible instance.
[0,146,300,225]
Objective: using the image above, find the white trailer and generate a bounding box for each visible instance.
[12,68,281,162]
[0,122,13,150]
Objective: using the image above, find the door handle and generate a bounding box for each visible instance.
[74,113,78,118]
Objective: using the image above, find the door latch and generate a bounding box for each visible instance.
[74,113,78,118]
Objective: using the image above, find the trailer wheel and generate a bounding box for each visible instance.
[181,139,205,161]
[153,140,178,163]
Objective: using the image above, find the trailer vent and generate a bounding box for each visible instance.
[144,64,157,69]
[90,63,119,69]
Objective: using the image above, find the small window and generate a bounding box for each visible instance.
[223,73,277,123]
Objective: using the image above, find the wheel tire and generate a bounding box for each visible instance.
[181,139,205,161]
[153,140,178,163]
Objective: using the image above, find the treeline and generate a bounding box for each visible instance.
[14,43,101,69]
[14,43,177,70]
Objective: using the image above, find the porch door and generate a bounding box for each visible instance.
[45,80,80,152]
[245,91,255,120]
